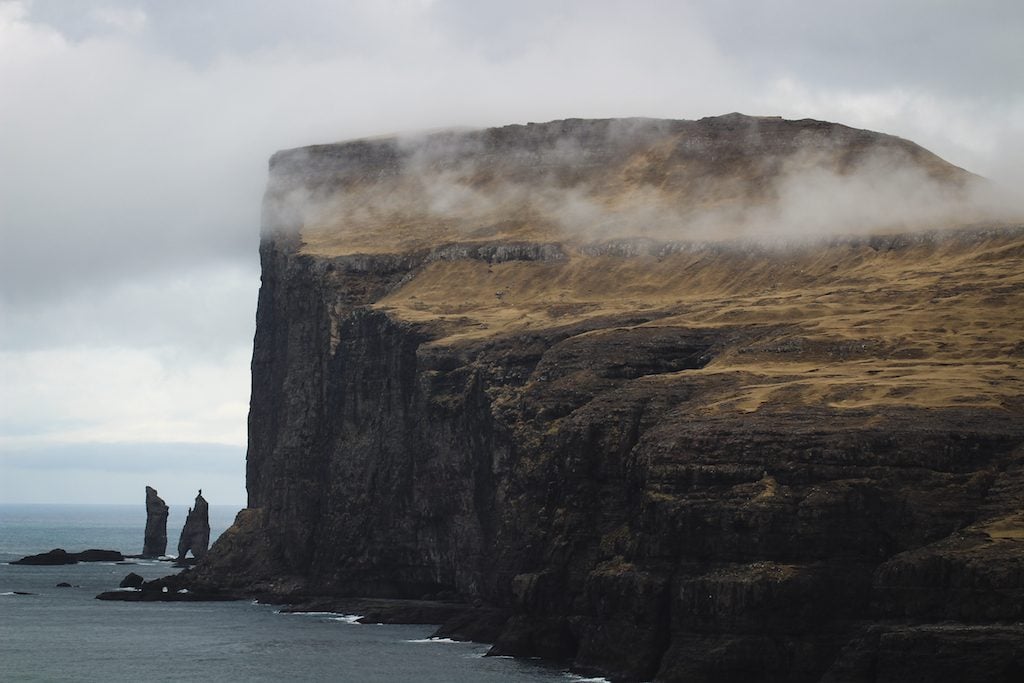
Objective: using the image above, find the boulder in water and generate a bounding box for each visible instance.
[119,572,145,589]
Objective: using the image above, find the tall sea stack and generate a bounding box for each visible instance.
[177,490,210,561]
[142,486,169,558]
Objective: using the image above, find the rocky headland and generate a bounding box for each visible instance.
[180,115,1023,681]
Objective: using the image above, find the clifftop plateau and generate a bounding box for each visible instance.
[192,115,1024,681]
[265,114,990,255]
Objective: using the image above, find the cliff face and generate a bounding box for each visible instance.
[197,116,1024,681]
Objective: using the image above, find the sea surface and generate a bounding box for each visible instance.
[0,505,602,682]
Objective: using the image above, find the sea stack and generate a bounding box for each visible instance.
[142,486,169,558]
[176,490,210,561]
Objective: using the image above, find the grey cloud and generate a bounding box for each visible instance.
[23,0,393,63]
[0,263,258,353]
[691,1,1024,100]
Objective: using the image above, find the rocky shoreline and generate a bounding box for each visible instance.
[133,117,1024,681]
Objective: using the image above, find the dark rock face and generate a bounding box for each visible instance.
[11,548,124,565]
[177,492,211,561]
[12,548,77,565]
[143,486,169,558]
[120,572,145,589]
[189,117,1024,681]
[96,572,237,602]
[74,549,124,562]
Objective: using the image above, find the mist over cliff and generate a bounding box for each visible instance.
[189,115,1024,682]
[264,114,1016,255]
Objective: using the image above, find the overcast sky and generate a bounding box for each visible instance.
[1,0,1021,506]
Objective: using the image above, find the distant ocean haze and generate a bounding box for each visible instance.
[0,505,585,682]
[0,503,239,560]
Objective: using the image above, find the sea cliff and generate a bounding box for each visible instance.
[191,115,1024,681]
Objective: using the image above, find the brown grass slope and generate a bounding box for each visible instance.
[375,228,1024,418]
[272,114,1021,417]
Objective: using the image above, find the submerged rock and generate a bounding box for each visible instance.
[119,572,145,589]
[96,573,239,602]
[176,490,210,561]
[143,485,169,559]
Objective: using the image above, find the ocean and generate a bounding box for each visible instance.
[0,505,601,682]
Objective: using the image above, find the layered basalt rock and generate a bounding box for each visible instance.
[143,485,169,558]
[190,116,1024,681]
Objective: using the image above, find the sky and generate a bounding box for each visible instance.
[1,0,1022,506]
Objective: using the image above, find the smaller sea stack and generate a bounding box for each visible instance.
[177,490,210,561]
[143,486,169,558]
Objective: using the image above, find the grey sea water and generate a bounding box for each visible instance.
[0,505,600,682]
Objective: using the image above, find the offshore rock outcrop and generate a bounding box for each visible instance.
[189,116,1024,681]
[177,491,210,561]
[143,485,169,558]
[12,548,124,565]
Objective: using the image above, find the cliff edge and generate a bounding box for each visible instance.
[192,115,1024,681]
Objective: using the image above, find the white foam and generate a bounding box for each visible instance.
[328,614,363,624]
[565,676,611,682]
[177,589,189,594]
[114,587,141,592]
[405,637,460,644]
[1,591,17,596]
[275,611,365,624]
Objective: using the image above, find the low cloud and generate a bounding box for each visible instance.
[268,117,1020,254]
[0,345,250,447]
